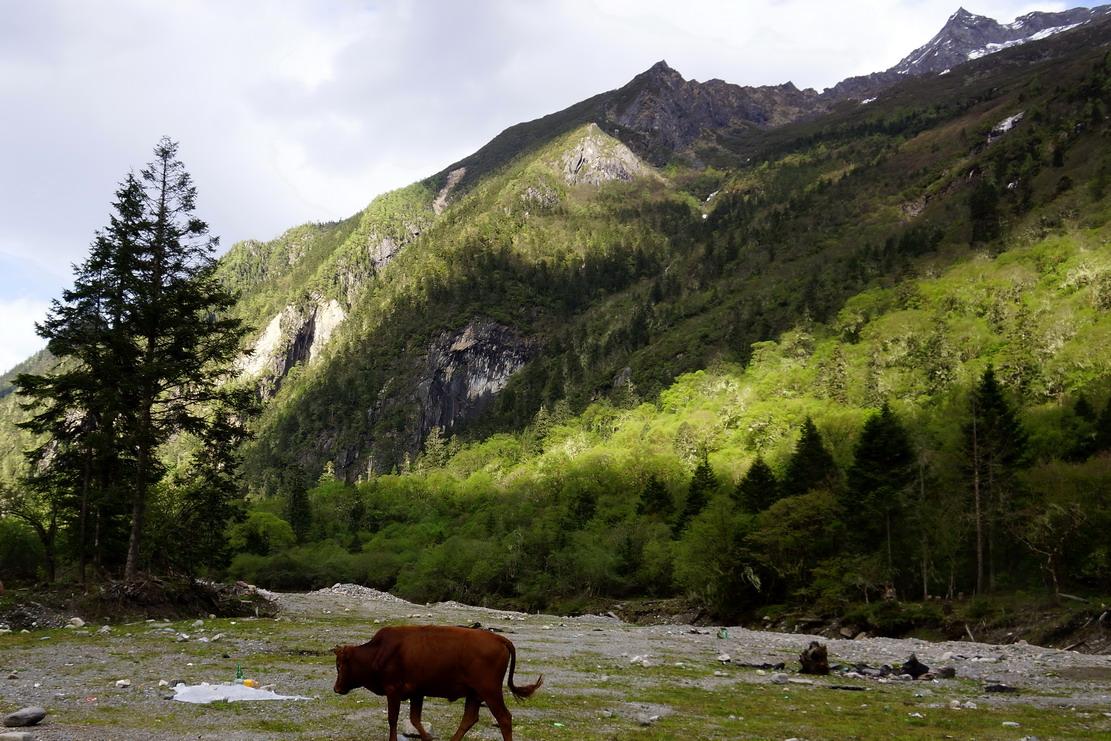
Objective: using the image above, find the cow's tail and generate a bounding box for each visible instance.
[506,639,544,700]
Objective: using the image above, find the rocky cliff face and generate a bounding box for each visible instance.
[415,320,536,441]
[235,293,347,397]
[560,123,656,186]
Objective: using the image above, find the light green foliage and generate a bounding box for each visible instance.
[227,511,295,555]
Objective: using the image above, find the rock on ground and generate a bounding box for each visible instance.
[2,706,45,727]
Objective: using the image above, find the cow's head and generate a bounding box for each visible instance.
[332,645,357,695]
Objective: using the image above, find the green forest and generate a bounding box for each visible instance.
[3,20,1111,632]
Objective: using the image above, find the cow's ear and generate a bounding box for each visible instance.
[332,646,343,657]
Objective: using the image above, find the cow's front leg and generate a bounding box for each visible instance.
[386,693,402,741]
[409,695,433,741]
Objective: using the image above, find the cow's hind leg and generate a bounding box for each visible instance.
[409,695,433,741]
[447,694,482,741]
[482,691,514,741]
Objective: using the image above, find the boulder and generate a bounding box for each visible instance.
[3,706,46,727]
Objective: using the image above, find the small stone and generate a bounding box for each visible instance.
[0,732,35,741]
[717,653,731,664]
[97,625,111,634]
[3,706,46,727]
[401,718,433,737]
[770,673,790,684]
[5,673,16,680]
[115,679,131,688]
[1002,721,1020,727]
[158,680,169,687]
[192,620,204,628]
[67,617,85,628]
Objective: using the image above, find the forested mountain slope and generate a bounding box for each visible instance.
[222,14,1111,487]
[4,10,1111,619]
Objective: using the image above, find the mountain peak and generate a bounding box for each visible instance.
[637,60,685,86]
[949,7,984,22]
[888,3,1111,79]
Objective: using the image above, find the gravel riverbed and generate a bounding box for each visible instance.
[2,585,1109,740]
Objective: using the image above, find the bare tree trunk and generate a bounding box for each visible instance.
[971,412,985,596]
[124,438,150,580]
[78,450,91,586]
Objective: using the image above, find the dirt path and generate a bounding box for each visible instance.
[2,585,1110,740]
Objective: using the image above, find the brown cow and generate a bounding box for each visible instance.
[333,625,543,741]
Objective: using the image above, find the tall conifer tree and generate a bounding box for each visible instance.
[962,366,1029,594]
[844,402,915,570]
[17,138,252,579]
[780,417,839,497]
[677,453,717,531]
[733,455,779,513]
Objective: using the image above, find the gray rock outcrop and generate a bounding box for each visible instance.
[416,319,536,439]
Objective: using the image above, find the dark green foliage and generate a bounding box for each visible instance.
[780,418,839,498]
[283,470,312,545]
[637,474,673,517]
[1094,396,1111,454]
[968,179,1002,243]
[12,138,252,580]
[963,366,1031,594]
[733,456,778,513]
[843,403,915,561]
[676,453,717,532]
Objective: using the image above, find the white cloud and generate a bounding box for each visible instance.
[0,298,49,375]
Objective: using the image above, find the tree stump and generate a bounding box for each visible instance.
[799,641,829,675]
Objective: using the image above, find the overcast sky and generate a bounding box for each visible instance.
[0,0,1072,372]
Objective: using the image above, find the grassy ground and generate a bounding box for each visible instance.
[2,588,1109,740]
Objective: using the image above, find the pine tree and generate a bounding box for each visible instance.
[843,403,915,568]
[677,453,717,531]
[15,138,252,580]
[780,417,839,497]
[962,366,1030,594]
[733,455,779,513]
[637,474,673,517]
[285,481,312,545]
